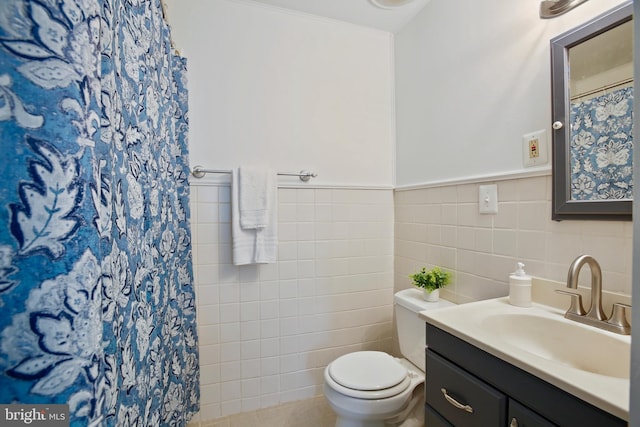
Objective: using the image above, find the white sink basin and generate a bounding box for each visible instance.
[420,297,631,420]
[481,312,630,379]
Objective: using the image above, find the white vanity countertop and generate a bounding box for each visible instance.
[420,297,630,421]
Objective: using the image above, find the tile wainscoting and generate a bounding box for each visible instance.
[187,173,632,425]
[188,184,394,422]
[394,174,633,303]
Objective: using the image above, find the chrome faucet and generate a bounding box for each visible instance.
[557,255,631,335]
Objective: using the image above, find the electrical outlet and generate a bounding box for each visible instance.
[522,130,548,167]
[528,138,540,159]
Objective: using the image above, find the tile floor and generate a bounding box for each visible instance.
[189,396,336,427]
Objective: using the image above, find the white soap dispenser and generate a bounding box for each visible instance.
[509,262,532,307]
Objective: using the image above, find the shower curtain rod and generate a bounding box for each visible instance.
[190,166,318,182]
[571,77,633,101]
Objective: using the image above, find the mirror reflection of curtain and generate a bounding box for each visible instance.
[570,86,634,200]
[0,0,199,425]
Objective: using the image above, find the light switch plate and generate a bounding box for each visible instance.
[522,129,548,167]
[479,184,498,214]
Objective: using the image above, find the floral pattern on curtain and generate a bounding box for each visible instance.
[570,86,634,200]
[0,1,199,426]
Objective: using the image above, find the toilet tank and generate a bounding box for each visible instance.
[394,288,455,371]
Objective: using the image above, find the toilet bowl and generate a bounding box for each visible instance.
[324,352,424,427]
[323,288,455,427]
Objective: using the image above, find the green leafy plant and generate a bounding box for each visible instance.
[409,266,451,292]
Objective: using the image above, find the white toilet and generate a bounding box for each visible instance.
[323,288,455,427]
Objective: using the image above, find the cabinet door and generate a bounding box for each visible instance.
[426,350,507,426]
[426,405,453,427]
[508,400,557,427]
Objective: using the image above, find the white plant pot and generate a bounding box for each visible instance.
[423,288,439,302]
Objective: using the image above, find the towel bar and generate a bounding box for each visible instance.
[190,166,317,182]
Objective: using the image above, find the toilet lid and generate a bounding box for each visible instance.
[328,351,408,391]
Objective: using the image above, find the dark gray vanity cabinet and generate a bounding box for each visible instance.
[425,323,627,427]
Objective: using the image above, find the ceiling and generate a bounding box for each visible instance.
[247,0,432,33]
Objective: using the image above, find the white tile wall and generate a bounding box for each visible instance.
[394,175,633,304]
[188,174,632,423]
[189,185,394,422]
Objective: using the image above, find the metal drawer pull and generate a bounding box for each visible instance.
[440,388,474,414]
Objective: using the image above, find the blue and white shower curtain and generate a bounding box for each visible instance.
[570,86,634,200]
[0,1,199,426]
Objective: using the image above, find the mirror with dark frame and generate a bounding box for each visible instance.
[551,1,633,220]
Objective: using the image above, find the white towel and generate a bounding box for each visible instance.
[239,167,272,229]
[232,167,278,265]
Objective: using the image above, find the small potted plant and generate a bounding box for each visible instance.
[409,266,451,302]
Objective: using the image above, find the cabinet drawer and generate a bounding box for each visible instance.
[426,350,507,426]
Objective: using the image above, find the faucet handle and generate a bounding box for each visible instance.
[607,303,631,335]
[556,290,586,316]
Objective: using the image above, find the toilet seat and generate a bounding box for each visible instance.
[326,351,410,399]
